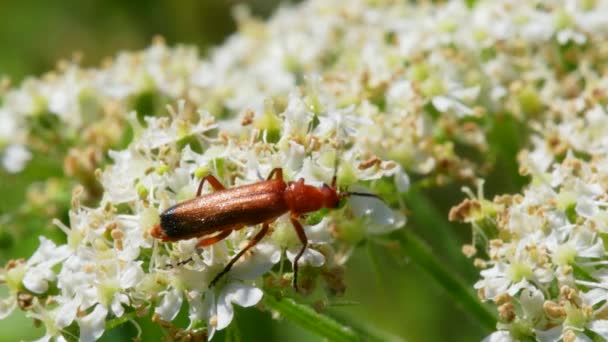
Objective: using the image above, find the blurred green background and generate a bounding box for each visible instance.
[0,1,506,341]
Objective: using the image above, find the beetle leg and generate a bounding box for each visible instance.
[196,174,225,197]
[197,228,233,247]
[209,222,270,288]
[165,229,237,269]
[165,257,194,269]
[289,215,308,292]
[266,167,283,181]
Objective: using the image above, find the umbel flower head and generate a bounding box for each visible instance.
[452,110,608,341]
[0,90,406,340]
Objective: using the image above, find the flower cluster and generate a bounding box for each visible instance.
[445,0,608,340]
[452,150,608,341]
[1,83,406,341]
[4,0,608,189]
[451,86,608,338]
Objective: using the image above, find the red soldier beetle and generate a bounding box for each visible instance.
[151,166,382,291]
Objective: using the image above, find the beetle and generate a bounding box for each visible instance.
[151,167,380,291]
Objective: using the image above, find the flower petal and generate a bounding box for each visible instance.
[2,144,31,173]
[231,242,280,281]
[349,194,405,234]
[155,288,183,321]
[286,247,325,267]
[0,296,16,320]
[78,304,108,342]
[535,325,563,342]
[216,283,263,331]
[55,298,78,329]
[588,320,608,339]
[482,330,514,342]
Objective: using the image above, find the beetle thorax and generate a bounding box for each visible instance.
[284,179,340,214]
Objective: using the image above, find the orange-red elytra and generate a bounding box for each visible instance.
[151,167,380,291]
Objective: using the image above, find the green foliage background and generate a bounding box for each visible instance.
[0,1,518,341]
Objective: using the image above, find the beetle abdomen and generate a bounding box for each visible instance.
[158,180,288,240]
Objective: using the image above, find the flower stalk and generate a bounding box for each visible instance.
[392,230,497,332]
[262,292,358,342]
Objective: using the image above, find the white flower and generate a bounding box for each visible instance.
[348,193,406,234]
[78,305,108,342]
[0,295,16,320]
[2,144,31,174]
[202,282,263,339]
[23,237,71,294]
[155,287,183,321]
[482,330,515,342]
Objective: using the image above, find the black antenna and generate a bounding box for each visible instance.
[342,191,385,202]
[332,149,340,188]
[330,117,386,204]
[332,119,344,188]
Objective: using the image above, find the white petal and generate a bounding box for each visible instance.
[482,330,514,342]
[572,332,593,342]
[23,269,52,294]
[286,247,325,267]
[230,242,280,281]
[581,288,607,307]
[187,294,205,321]
[120,263,144,289]
[215,292,235,331]
[393,166,410,193]
[111,296,125,318]
[216,283,263,331]
[0,296,16,319]
[203,291,217,340]
[155,288,183,321]
[576,197,598,219]
[349,195,405,234]
[284,142,306,173]
[588,320,608,339]
[535,325,563,342]
[452,86,480,102]
[432,96,453,113]
[225,282,263,308]
[78,304,108,342]
[2,144,31,173]
[54,299,78,329]
[507,279,530,296]
[430,95,474,117]
[305,218,332,244]
[28,237,71,266]
[520,287,544,320]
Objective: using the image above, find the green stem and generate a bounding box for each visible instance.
[262,292,358,342]
[404,187,479,280]
[393,229,497,332]
[403,186,464,266]
[326,309,404,342]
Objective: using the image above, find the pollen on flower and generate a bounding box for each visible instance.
[461,244,477,258]
[544,301,566,319]
[498,302,515,323]
[209,315,218,328]
[448,199,481,222]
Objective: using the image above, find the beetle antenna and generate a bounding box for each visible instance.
[331,153,339,188]
[332,131,344,188]
[342,191,385,202]
[165,257,193,269]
